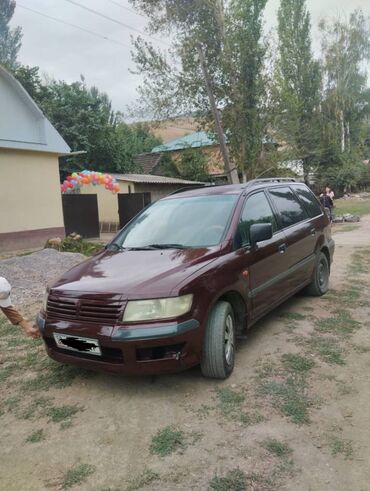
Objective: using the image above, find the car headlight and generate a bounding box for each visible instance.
[42,287,50,312]
[122,295,193,322]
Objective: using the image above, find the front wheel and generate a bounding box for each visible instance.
[201,301,235,379]
[305,251,330,296]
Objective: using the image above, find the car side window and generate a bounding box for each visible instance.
[238,192,277,246]
[293,185,322,218]
[268,187,309,229]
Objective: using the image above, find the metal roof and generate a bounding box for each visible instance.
[0,65,70,154]
[133,152,163,173]
[152,131,217,153]
[111,173,206,185]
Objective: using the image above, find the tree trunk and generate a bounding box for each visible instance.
[340,110,345,153]
[197,44,240,184]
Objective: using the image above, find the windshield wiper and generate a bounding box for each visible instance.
[127,244,189,251]
[146,244,189,250]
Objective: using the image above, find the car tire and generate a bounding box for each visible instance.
[305,251,330,296]
[201,301,235,379]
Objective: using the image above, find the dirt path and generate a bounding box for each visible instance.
[1,219,370,491]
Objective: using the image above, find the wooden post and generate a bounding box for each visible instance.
[197,44,240,184]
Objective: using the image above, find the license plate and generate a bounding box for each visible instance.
[53,333,102,356]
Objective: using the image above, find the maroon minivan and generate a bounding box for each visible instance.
[37,178,334,379]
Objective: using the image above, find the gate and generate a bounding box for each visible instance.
[62,194,100,238]
[117,193,151,228]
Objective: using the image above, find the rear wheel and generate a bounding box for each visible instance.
[306,251,330,296]
[201,301,235,379]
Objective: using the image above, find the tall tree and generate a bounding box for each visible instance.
[130,0,269,182]
[274,0,321,182]
[0,0,22,68]
[224,0,268,181]
[319,10,370,165]
[131,0,239,183]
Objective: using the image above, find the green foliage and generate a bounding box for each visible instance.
[149,426,185,456]
[177,147,209,182]
[0,0,22,68]
[273,0,321,180]
[126,469,160,491]
[262,439,292,458]
[129,0,269,179]
[59,234,104,256]
[25,429,45,444]
[61,463,96,489]
[282,354,315,373]
[209,468,247,491]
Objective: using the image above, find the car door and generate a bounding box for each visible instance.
[267,186,316,292]
[234,191,292,320]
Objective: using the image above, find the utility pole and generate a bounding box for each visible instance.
[197,44,240,184]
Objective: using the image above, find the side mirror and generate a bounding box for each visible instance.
[250,223,273,246]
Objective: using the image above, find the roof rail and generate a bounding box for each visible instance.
[168,184,214,196]
[248,177,296,186]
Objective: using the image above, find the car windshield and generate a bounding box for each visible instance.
[115,194,239,249]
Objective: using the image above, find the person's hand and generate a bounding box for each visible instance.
[19,320,40,339]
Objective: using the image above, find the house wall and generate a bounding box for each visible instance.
[0,149,65,251]
[80,181,132,225]
[133,183,188,202]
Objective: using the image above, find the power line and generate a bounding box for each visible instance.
[105,0,146,18]
[64,0,170,47]
[17,3,131,49]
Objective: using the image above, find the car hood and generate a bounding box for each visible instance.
[50,247,222,299]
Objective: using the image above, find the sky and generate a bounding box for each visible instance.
[11,0,370,116]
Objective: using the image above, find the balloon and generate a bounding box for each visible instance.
[61,170,119,194]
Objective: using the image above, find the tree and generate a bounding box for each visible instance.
[129,0,269,183]
[177,147,209,182]
[273,0,321,182]
[0,0,22,68]
[319,11,370,164]
[12,67,162,177]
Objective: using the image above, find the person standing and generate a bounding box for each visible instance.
[320,189,334,222]
[0,277,39,338]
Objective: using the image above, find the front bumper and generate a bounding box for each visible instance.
[36,313,203,375]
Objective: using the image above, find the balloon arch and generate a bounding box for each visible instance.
[61,170,120,194]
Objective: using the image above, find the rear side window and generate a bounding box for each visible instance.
[268,187,308,228]
[293,185,322,218]
[238,192,277,245]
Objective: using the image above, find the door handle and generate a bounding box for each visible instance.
[310,228,316,236]
[279,243,287,254]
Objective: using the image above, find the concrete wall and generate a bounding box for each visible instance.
[0,149,65,251]
[80,181,132,225]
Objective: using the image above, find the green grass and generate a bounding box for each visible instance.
[0,364,18,382]
[22,362,93,392]
[150,426,185,457]
[325,288,362,307]
[278,312,307,321]
[259,376,313,424]
[20,397,53,420]
[61,463,96,489]
[314,310,361,337]
[334,197,370,216]
[239,411,264,426]
[215,387,245,418]
[262,438,293,458]
[126,469,160,491]
[209,468,247,491]
[307,336,345,365]
[47,404,83,423]
[282,354,315,373]
[25,429,45,443]
[329,437,353,459]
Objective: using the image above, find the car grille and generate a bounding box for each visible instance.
[47,296,123,324]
